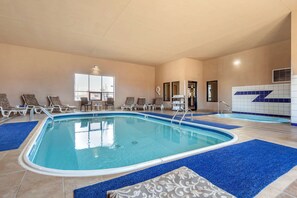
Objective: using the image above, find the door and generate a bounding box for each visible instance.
[188,81,197,111]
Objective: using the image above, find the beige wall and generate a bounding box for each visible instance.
[155,58,203,108]
[0,43,155,108]
[202,40,291,111]
[0,39,290,112]
[155,40,290,112]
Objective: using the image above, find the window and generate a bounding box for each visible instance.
[90,75,101,92]
[163,82,170,101]
[207,81,218,102]
[272,68,291,83]
[74,74,115,101]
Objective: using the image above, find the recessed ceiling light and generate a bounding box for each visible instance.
[233,59,241,66]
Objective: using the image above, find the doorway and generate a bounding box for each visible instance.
[188,81,197,111]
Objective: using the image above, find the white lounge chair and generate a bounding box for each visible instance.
[0,93,27,118]
[121,97,135,111]
[22,94,53,114]
[48,96,76,113]
[134,97,147,110]
[153,98,164,110]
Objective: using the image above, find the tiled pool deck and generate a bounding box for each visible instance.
[0,111,297,198]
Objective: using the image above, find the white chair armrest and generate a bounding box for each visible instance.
[27,105,35,109]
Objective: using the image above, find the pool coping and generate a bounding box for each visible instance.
[211,113,290,123]
[18,111,238,177]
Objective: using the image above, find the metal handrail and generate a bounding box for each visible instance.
[171,108,183,123]
[40,107,54,120]
[179,109,193,126]
[30,107,54,121]
[218,101,231,114]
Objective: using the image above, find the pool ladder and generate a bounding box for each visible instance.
[170,108,193,126]
[178,109,193,126]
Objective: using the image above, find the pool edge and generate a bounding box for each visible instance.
[19,111,238,177]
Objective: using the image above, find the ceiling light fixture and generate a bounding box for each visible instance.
[91,65,100,75]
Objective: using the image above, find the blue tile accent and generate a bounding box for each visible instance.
[234,90,291,103]
[232,111,291,118]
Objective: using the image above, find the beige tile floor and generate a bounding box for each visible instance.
[1,110,297,198]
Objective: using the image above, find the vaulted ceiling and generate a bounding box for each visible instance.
[0,0,296,65]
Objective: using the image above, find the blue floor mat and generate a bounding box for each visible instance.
[142,112,240,130]
[0,121,38,151]
[74,140,297,198]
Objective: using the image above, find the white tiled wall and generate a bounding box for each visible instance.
[291,75,297,124]
[232,84,291,116]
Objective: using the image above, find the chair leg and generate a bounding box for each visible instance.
[2,110,11,118]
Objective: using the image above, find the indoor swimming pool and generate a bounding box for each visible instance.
[20,112,236,176]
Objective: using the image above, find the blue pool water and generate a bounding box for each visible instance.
[215,113,290,123]
[28,114,232,171]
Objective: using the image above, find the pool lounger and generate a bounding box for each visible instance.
[0,93,28,117]
[107,166,235,198]
[22,94,54,114]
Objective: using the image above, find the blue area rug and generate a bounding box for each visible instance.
[0,121,38,151]
[142,112,240,130]
[74,140,297,198]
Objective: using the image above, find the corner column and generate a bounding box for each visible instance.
[291,11,297,126]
